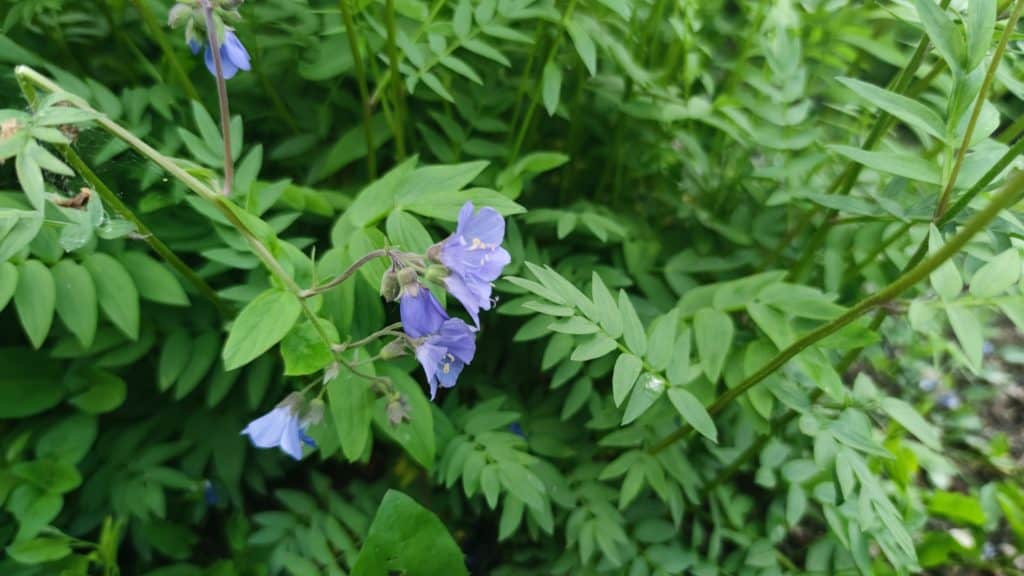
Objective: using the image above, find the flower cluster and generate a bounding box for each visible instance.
[241,202,509,459]
[168,1,251,79]
[395,202,511,398]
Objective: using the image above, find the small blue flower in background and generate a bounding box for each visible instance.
[241,393,315,460]
[400,286,448,339]
[202,480,220,506]
[508,422,526,438]
[937,391,961,410]
[415,318,476,399]
[191,29,251,79]
[438,202,511,326]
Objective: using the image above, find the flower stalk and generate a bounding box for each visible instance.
[199,0,236,196]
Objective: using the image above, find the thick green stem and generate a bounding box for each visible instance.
[935,0,1024,217]
[339,0,377,178]
[649,168,1024,454]
[128,0,201,101]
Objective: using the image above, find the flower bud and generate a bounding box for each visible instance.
[397,267,419,287]
[304,398,325,426]
[380,338,407,359]
[423,264,449,285]
[425,243,443,264]
[386,393,410,425]
[380,269,400,302]
[168,3,192,27]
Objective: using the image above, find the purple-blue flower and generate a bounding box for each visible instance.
[400,285,448,339]
[415,318,476,399]
[241,395,315,460]
[439,202,511,326]
[192,29,251,79]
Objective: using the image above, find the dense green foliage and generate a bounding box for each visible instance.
[1,0,1024,574]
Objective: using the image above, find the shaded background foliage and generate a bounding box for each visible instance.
[1,0,1024,574]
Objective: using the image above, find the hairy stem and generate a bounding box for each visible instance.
[300,249,392,298]
[650,168,1024,454]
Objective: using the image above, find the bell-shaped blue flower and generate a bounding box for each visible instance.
[197,29,251,79]
[400,285,448,339]
[241,394,316,460]
[439,202,511,326]
[415,318,476,399]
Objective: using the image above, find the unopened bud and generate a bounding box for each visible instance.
[380,269,400,301]
[167,3,192,27]
[386,393,411,426]
[380,338,407,359]
[304,399,325,426]
[423,264,449,285]
[426,243,443,263]
[322,362,340,384]
[397,267,419,287]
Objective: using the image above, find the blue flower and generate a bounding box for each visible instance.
[415,318,476,399]
[241,394,316,460]
[193,29,251,79]
[439,202,511,327]
[400,285,448,339]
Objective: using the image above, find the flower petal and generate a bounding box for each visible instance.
[241,407,291,448]
[222,31,251,71]
[279,417,305,460]
[400,287,448,338]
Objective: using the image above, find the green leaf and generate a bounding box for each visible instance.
[14,260,55,349]
[667,387,718,443]
[0,209,43,262]
[645,309,679,371]
[351,490,468,576]
[928,226,962,300]
[174,331,220,399]
[566,19,597,75]
[69,368,126,414]
[159,329,192,391]
[612,353,643,407]
[84,253,140,340]
[622,373,665,425]
[694,307,733,383]
[571,333,618,361]
[591,272,622,338]
[0,261,17,310]
[880,397,941,450]
[928,491,986,526]
[402,187,525,221]
[549,316,600,335]
[836,77,945,140]
[969,248,1020,298]
[374,365,436,467]
[118,252,189,306]
[15,149,45,210]
[12,460,81,493]
[542,62,562,116]
[945,303,983,371]
[281,317,339,376]
[222,289,302,370]
[51,260,97,347]
[5,537,71,564]
[912,0,965,71]
[965,0,996,71]
[829,145,940,184]
[329,354,376,461]
[618,290,647,355]
[440,55,483,84]
[386,210,434,254]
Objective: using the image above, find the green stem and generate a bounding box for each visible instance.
[200,1,235,196]
[384,0,407,160]
[649,167,1024,454]
[128,0,201,101]
[935,0,1024,217]
[300,249,392,298]
[339,0,377,178]
[509,0,579,162]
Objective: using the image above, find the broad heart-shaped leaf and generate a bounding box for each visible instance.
[373,365,436,468]
[118,252,189,306]
[83,253,140,340]
[969,248,1020,298]
[0,348,65,418]
[880,397,941,450]
[329,352,376,461]
[836,77,945,141]
[14,259,55,349]
[694,307,733,383]
[51,260,97,348]
[667,387,718,443]
[222,289,302,370]
[351,490,468,576]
